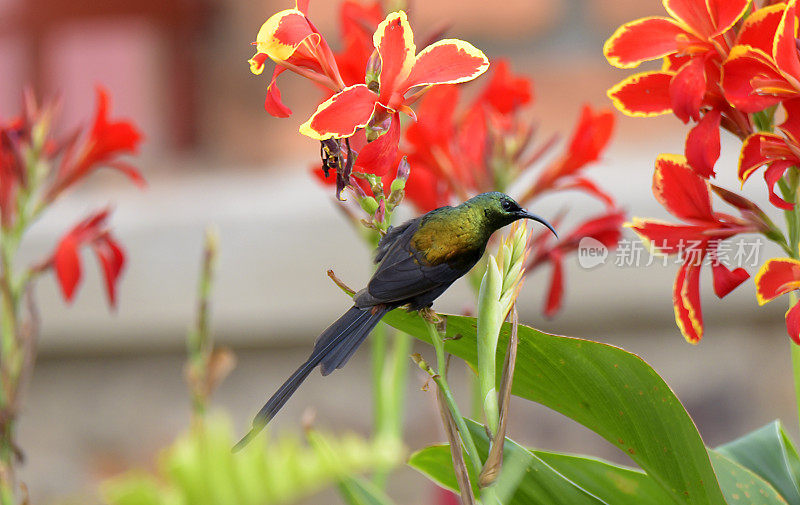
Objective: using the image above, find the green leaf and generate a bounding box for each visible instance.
[409,419,610,504]
[717,421,800,504]
[709,450,788,505]
[383,310,726,505]
[533,452,671,504]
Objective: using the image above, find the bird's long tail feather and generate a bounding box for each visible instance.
[233,305,388,451]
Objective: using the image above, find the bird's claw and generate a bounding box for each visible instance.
[419,307,442,325]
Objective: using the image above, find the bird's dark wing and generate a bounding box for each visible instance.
[363,217,473,306]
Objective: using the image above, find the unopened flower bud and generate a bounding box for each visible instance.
[374,198,386,223]
[391,157,410,193]
[366,49,381,93]
[359,196,379,215]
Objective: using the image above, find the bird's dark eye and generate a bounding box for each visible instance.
[501,199,514,211]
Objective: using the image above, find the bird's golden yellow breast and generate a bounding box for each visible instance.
[410,211,485,266]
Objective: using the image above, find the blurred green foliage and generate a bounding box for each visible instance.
[101,415,403,505]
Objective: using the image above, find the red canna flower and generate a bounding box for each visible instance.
[755,258,800,343]
[722,1,800,112]
[52,208,126,307]
[528,210,626,317]
[605,0,749,122]
[299,11,489,141]
[46,87,144,202]
[738,99,800,209]
[629,154,766,343]
[520,105,616,205]
[248,0,345,117]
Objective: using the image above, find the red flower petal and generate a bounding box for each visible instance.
[607,71,674,117]
[554,177,616,208]
[52,209,124,307]
[255,9,316,62]
[475,59,533,114]
[774,0,800,89]
[670,57,707,123]
[561,104,615,175]
[664,0,714,37]
[544,252,564,317]
[54,232,82,302]
[787,301,800,344]
[373,11,416,104]
[735,3,786,53]
[92,235,125,307]
[603,17,686,68]
[264,65,292,118]
[403,39,489,90]
[406,85,459,148]
[653,154,715,222]
[722,45,789,112]
[780,98,800,142]
[685,109,721,177]
[755,257,800,304]
[563,211,626,248]
[765,160,795,209]
[711,259,749,298]
[704,0,751,37]
[738,133,774,182]
[353,113,400,176]
[299,84,378,140]
[673,256,705,344]
[403,161,450,212]
[628,218,711,253]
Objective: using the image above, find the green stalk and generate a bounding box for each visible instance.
[793,293,800,430]
[477,256,503,435]
[423,319,482,476]
[371,325,410,488]
[784,169,800,430]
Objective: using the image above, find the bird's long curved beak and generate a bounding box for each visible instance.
[520,211,558,239]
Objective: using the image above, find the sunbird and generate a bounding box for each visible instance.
[234,192,555,450]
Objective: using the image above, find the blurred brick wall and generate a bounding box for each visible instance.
[1,0,668,167]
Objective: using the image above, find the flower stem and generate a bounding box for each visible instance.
[422,319,483,476]
[371,324,410,489]
[791,292,800,431]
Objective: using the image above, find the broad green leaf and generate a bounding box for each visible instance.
[409,419,610,505]
[534,452,671,504]
[717,421,800,504]
[709,450,788,505]
[383,310,726,505]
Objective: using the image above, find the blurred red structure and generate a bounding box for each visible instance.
[3,0,213,149]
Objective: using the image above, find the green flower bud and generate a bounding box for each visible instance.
[359,196,379,215]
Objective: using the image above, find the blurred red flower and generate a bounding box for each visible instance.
[52,208,126,307]
[46,87,144,202]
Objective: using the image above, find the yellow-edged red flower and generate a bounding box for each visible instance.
[721,1,800,112]
[298,11,489,141]
[629,154,765,343]
[755,258,800,343]
[248,0,345,117]
[605,0,750,122]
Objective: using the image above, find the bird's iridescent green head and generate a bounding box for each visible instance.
[466,192,557,237]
